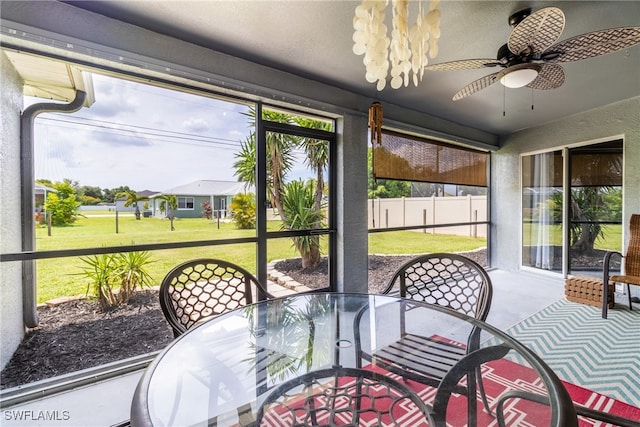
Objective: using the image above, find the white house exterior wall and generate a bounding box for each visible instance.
[0,51,25,369]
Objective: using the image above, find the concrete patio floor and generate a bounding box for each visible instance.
[0,269,617,426]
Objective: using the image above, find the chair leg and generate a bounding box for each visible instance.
[476,366,493,416]
[602,278,610,319]
[467,370,479,427]
[627,284,633,310]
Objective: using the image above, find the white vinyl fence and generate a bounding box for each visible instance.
[368,195,487,237]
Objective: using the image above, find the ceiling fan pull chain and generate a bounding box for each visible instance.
[503,85,506,117]
[531,88,535,111]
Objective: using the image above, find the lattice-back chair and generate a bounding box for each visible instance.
[159,258,273,337]
[356,253,493,425]
[256,367,435,427]
[602,213,640,318]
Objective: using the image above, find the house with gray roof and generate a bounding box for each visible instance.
[151,180,253,219]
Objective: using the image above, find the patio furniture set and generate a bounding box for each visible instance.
[128,216,640,426]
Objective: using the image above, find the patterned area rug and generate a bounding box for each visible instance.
[259,360,640,426]
[500,298,640,407]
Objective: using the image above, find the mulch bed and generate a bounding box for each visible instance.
[1,251,487,390]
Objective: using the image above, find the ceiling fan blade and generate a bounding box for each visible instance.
[452,73,499,101]
[508,7,565,55]
[425,59,502,71]
[545,27,640,63]
[527,64,565,90]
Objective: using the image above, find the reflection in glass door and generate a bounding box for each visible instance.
[522,150,563,272]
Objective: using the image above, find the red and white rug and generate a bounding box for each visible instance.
[259,358,640,426]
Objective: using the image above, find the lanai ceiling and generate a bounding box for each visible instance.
[12,1,640,136]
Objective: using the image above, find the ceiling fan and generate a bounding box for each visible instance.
[425,7,640,101]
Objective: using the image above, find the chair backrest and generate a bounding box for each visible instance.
[381,253,492,321]
[257,367,435,426]
[624,214,640,276]
[159,258,272,337]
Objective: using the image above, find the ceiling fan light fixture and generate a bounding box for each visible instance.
[498,63,541,88]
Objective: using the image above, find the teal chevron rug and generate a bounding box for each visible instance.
[497,298,640,407]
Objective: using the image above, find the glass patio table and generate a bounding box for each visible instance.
[130,293,576,427]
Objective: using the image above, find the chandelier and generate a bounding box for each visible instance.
[353,0,441,91]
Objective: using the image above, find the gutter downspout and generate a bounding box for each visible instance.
[21,90,86,328]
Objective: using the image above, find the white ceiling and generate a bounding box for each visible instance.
[55,1,640,135]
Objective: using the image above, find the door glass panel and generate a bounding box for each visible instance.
[568,140,623,276]
[260,108,332,290]
[522,151,563,272]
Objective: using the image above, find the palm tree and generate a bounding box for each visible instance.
[233,109,295,220]
[233,108,330,269]
[156,194,178,231]
[116,191,148,220]
[294,117,330,211]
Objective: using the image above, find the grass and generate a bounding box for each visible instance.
[35,214,487,303]
[522,223,623,251]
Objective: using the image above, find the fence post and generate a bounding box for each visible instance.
[116,210,119,234]
[385,209,389,229]
[47,212,52,237]
[473,209,478,238]
[423,209,427,234]
[468,194,472,236]
[402,197,406,227]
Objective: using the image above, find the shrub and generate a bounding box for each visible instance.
[44,193,82,226]
[201,200,213,220]
[230,193,256,229]
[79,251,154,311]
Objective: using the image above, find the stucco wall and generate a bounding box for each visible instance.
[491,97,640,274]
[0,51,25,369]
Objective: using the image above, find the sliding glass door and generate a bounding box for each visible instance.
[522,150,563,272]
[521,140,623,275]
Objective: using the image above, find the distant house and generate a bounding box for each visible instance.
[115,190,160,212]
[34,183,57,211]
[152,180,253,219]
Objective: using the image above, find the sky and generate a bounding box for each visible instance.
[31,73,311,193]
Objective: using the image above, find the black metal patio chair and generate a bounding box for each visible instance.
[159,258,273,337]
[355,253,494,425]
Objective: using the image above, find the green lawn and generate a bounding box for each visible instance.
[522,223,622,251]
[35,214,487,303]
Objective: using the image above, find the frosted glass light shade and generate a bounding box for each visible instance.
[498,64,540,88]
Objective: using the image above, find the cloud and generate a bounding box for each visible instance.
[34,73,253,190]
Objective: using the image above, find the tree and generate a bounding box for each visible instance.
[157,194,178,231]
[116,190,149,220]
[234,108,295,220]
[77,185,103,203]
[41,179,82,226]
[102,186,132,203]
[294,117,331,210]
[232,108,329,269]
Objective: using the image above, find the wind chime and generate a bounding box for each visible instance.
[368,102,383,228]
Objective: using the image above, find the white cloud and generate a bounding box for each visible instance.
[33,73,252,190]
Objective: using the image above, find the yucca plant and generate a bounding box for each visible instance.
[79,251,154,310]
[281,179,326,269]
[115,251,154,303]
[79,254,119,311]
